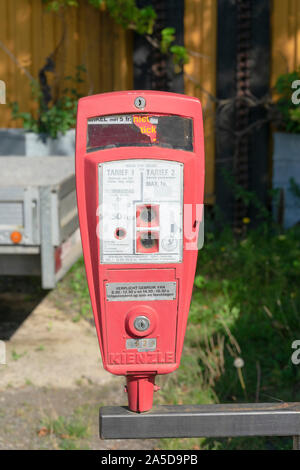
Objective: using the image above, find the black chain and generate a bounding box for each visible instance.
[234,0,252,229]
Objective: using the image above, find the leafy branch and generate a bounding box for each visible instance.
[10,65,86,138]
[42,0,188,69]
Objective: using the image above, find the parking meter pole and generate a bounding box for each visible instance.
[125,374,158,413]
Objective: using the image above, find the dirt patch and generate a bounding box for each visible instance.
[0,295,111,389]
[0,279,157,450]
[0,384,157,450]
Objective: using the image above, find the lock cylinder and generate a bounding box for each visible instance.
[133,316,150,332]
[125,305,157,338]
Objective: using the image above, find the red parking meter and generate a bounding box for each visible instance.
[75,91,204,412]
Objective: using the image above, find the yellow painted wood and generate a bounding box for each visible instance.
[271,0,300,88]
[4,0,19,128]
[0,0,9,126]
[184,0,217,205]
[2,0,298,209]
[0,0,133,128]
[15,0,32,123]
[184,0,300,205]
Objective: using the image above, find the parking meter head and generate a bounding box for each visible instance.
[75,91,205,412]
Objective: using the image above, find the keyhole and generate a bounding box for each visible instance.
[134,316,150,332]
[134,96,146,109]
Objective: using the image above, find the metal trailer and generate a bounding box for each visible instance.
[0,157,82,289]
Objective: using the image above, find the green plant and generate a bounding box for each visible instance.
[156,219,300,450]
[43,0,188,70]
[62,217,300,450]
[39,413,89,450]
[289,177,300,206]
[10,65,86,139]
[221,169,278,225]
[53,256,92,322]
[274,69,300,133]
[160,28,189,71]
[11,349,27,361]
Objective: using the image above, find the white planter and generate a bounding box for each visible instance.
[25,132,50,156]
[273,132,300,228]
[0,129,25,155]
[0,129,75,157]
[49,129,75,156]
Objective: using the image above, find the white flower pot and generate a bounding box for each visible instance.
[49,129,75,156]
[0,129,75,157]
[25,132,50,156]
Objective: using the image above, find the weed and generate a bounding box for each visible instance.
[158,223,300,450]
[11,350,27,361]
[39,413,89,450]
[64,213,300,450]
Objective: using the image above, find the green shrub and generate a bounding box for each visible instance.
[274,69,300,133]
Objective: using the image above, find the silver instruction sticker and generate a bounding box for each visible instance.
[126,338,156,352]
[106,281,176,301]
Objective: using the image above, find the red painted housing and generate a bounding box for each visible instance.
[75,91,205,412]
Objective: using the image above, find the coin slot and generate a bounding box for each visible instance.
[136,204,159,227]
[136,231,159,253]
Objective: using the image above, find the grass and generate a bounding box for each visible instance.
[39,412,89,450]
[157,223,300,450]
[11,349,27,361]
[53,257,93,323]
[64,221,300,450]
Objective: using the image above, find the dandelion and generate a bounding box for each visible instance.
[234,357,244,369]
[234,357,247,399]
[242,217,250,224]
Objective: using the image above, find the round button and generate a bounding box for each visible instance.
[134,316,150,332]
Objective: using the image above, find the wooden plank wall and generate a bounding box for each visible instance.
[184,0,217,205]
[184,0,300,205]
[1,0,299,204]
[271,0,300,87]
[0,0,133,128]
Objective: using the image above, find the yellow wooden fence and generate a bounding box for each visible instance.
[184,0,300,204]
[0,0,133,129]
[271,0,300,86]
[184,0,217,205]
[0,0,300,204]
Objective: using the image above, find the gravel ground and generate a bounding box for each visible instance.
[0,277,157,450]
[0,383,157,450]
